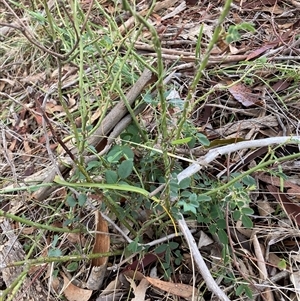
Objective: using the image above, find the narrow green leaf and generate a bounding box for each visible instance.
[171,137,193,145]
[54,176,151,197]
[217,229,228,244]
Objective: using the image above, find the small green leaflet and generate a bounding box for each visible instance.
[105,170,118,184]
[171,137,193,145]
[118,160,133,179]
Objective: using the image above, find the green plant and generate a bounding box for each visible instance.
[175,173,256,244]
[225,22,255,43]
[155,241,180,279]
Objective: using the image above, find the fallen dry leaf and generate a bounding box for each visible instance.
[145,276,198,299]
[271,79,291,92]
[61,273,93,301]
[123,252,164,272]
[125,276,149,301]
[257,173,300,199]
[246,43,276,61]
[267,185,300,226]
[228,83,261,107]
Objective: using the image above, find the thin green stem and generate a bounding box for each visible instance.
[0,210,83,233]
[122,0,172,206]
[3,251,122,269]
[176,0,233,139]
[204,152,300,197]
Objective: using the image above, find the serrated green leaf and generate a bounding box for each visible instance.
[189,193,197,202]
[52,235,59,247]
[183,203,197,214]
[117,160,133,179]
[143,93,157,104]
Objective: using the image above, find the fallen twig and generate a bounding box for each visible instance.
[177,136,300,183]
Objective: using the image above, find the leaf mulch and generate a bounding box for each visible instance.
[1,0,300,300]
